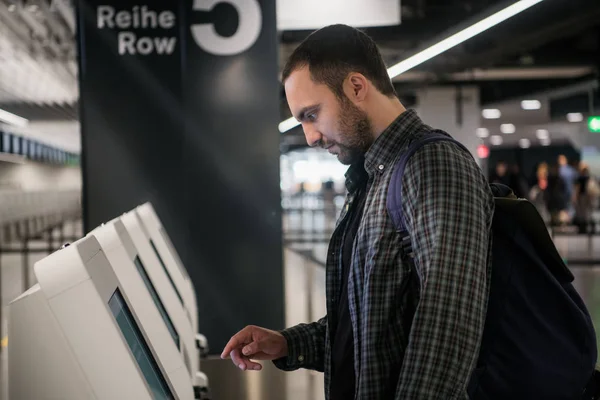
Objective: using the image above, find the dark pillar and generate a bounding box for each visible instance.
[76,0,283,354]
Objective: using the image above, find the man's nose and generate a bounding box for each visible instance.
[302,124,322,148]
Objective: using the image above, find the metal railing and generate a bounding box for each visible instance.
[550,225,600,266]
[0,189,81,226]
[282,193,600,267]
[282,193,343,246]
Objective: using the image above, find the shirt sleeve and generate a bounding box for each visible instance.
[395,141,494,399]
[272,316,327,372]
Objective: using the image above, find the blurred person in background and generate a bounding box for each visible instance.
[558,154,578,219]
[323,178,338,227]
[323,178,336,204]
[546,163,569,226]
[573,163,600,234]
[529,162,550,223]
[507,164,529,199]
[490,161,510,187]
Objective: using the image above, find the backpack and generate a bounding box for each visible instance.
[387,132,598,399]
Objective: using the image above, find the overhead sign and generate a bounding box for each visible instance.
[96,5,177,55]
[589,116,600,133]
[95,1,263,56]
[191,0,262,56]
[77,0,284,354]
[276,0,400,30]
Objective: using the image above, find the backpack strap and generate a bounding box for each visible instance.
[387,131,470,258]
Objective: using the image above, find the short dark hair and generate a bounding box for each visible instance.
[282,24,397,99]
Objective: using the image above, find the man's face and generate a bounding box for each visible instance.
[284,67,373,165]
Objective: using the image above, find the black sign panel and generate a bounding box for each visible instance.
[76,0,283,352]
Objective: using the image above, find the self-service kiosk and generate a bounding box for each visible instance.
[8,225,195,400]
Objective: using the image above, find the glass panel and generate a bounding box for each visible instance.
[134,256,179,348]
[108,289,174,400]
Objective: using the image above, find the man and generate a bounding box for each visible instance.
[221,24,495,399]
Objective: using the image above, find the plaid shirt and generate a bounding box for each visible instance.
[275,110,495,399]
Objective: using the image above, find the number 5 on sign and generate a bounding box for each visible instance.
[191,0,262,56]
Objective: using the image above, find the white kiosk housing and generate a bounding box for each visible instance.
[8,224,195,400]
[115,210,208,395]
[133,204,209,395]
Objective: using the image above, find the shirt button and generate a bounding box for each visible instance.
[378,164,385,170]
[298,355,305,362]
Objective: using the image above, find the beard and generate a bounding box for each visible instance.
[332,97,374,165]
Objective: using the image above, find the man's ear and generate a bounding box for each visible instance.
[344,73,369,103]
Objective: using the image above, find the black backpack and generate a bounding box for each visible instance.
[387,132,598,399]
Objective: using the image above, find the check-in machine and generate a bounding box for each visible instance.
[8,224,195,400]
[117,210,210,397]
[134,204,209,358]
[135,204,201,341]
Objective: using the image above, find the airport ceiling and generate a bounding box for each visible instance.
[0,0,77,120]
[279,0,600,104]
[280,0,600,149]
[0,0,598,150]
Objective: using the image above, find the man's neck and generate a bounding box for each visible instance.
[369,99,407,141]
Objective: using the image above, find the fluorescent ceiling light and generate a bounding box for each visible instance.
[540,138,551,146]
[567,112,583,123]
[536,129,549,140]
[482,109,501,119]
[519,138,531,149]
[490,135,503,146]
[476,128,489,138]
[278,0,546,133]
[386,0,545,78]
[501,123,516,134]
[521,100,541,110]
[0,108,29,127]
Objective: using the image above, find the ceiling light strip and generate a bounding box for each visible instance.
[0,108,28,127]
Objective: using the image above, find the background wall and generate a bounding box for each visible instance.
[0,161,81,191]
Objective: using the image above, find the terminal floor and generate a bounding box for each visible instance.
[1,227,600,400]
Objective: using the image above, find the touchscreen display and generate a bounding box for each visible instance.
[108,289,174,400]
[134,256,180,348]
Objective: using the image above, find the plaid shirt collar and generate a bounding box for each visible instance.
[344,109,423,193]
[344,156,368,194]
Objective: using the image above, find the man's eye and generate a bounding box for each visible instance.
[307,113,317,122]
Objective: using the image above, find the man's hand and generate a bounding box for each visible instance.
[221,325,288,371]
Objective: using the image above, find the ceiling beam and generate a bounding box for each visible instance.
[433,3,600,73]
[392,66,596,83]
